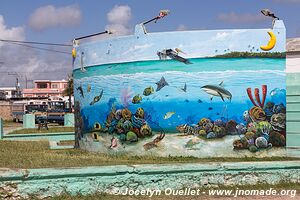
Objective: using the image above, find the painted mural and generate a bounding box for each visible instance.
[73,20,286,157]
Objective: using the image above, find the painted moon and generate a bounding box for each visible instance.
[260,31,276,51]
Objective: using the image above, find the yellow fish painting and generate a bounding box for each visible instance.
[163,112,175,119]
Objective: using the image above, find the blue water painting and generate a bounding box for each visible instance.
[74,58,285,132]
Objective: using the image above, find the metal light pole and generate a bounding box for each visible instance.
[8,72,21,98]
[16,77,20,97]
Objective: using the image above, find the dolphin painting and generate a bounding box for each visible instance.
[76,85,84,98]
[201,81,232,102]
[90,89,104,105]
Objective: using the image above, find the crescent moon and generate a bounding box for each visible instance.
[260,31,276,51]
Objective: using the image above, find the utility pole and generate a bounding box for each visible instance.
[8,72,24,98]
[15,77,21,97]
[68,74,72,113]
[24,75,33,89]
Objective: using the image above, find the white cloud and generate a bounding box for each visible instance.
[107,5,131,25]
[105,5,132,35]
[177,24,188,31]
[105,24,131,35]
[215,32,229,40]
[122,44,153,56]
[0,15,25,46]
[218,12,267,24]
[0,15,71,87]
[28,4,82,31]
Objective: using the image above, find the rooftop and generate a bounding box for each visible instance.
[0,87,17,91]
[287,38,300,58]
[34,80,67,83]
[287,38,300,52]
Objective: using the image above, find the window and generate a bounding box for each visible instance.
[37,83,48,88]
[52,84,58,89]
[63,84,68,88]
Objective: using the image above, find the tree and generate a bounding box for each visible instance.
[63,77,73,96]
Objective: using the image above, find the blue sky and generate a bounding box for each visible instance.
[1,0,300,42]
[0,0,299,86]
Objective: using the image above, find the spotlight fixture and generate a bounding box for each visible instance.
[143,9,170,25]
[261,9,279,20]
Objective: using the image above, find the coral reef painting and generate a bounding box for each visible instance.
[73,20,286,157]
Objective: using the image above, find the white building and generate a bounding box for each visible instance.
[0,87,18,100]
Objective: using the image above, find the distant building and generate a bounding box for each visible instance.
[22,80,68,98]
[0,87,18,100]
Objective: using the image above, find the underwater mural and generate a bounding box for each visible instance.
[73,19,286,157]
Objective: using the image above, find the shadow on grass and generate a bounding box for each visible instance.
[0,140,299,169]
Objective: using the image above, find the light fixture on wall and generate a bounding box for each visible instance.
[261,9,279,20]
[143,10,170,25]
[261,9,279,28]
[140,10,170,34]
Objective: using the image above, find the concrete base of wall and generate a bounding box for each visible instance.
[0,161,299,199]
[1,132,74,141]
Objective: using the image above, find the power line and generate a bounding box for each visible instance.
[0,39,72,47]
[0,71,71,74]
[4,41,70,55]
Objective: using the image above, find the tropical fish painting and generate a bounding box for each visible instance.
[164,112,175,120]
[73,19,286,158]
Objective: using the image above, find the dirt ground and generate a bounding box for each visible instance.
[2,121,22,134]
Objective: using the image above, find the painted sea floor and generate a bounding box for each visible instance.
[80,133,287,158]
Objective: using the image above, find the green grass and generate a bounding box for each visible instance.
[0,140,299,169]
[3,120,22,127]
[8,126,74,134]
[26,182,300,200]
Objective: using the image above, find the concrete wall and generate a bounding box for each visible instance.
[287,73,300,156]
[0,132,74,141]
[74,20,286,156]
[0,101,12,121]
[0,161,299,198]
